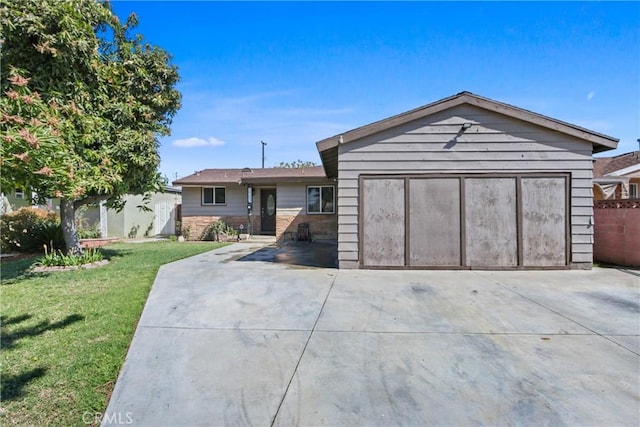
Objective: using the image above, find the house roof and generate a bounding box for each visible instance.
[593,151,640,178]
[173,166,327,186]
[316,91,619,178]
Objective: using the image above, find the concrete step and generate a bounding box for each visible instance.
[240,234,276,244]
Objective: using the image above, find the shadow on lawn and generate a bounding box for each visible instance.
[0,256,44,285]
[100,247,133,261]
[1,367,48,401]
[1,313,84,349]
[0,313,83,401]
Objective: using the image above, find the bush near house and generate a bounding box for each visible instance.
[77,227,102,239]
[0,207,64,253]
[201,219,238,241]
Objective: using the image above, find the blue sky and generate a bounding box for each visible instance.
[110,1,640,181]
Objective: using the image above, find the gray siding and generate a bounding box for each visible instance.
[338,104,594,268]
[276,181,333,214]
[181,184,247,216]
[277,183,305,213]
[182,182,333,217]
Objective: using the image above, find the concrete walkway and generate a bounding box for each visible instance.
[103,243,640,426]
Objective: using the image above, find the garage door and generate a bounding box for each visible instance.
[361,174,568,269]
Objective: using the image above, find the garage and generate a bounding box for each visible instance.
[316,92,619,269]
[360,174,568,268]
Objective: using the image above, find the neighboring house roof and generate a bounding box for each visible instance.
[173,166,327,186]
[593,151,640,178]
[317,91,619,178]
[163,185,183,194]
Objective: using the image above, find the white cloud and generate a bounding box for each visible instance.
[172,137,226,148]
[587,91,595,100]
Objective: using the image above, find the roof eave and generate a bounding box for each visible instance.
[173,177,329,186]
[172,181,239,186]
[242,176,330,184]
[462,93,619,151]
[594,177,628,184]
[606,163,640,177]
[316,92,466,154]
[316,91,619,156]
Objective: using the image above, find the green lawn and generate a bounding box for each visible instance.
[1,241,226,426]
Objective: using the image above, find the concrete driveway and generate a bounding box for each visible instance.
[103,243,640,426]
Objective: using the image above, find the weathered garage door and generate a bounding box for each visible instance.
[361,174,568,269]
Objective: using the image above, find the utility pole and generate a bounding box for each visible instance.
[261,140,267,168]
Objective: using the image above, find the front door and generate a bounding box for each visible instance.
[260,189,276,234]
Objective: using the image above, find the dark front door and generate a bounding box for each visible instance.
[260,189,276,234]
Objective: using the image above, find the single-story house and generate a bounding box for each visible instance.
[176,91,619,269]
[593,151,640,200]
[174,168,336,240]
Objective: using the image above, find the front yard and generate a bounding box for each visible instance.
[0,241,226,426]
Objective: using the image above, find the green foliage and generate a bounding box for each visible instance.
[40,246,103,267]
[143,221,154,237]
[276,160,318,168]
[0,207,64,252]
[176,220,190,239]
[127,224,140,238]
[0,0,181,252]
[201,219,238,241]
[77,227,101,239]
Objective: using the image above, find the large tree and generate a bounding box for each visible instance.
[0,0,180,253]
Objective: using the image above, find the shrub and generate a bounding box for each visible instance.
[39,246,103,267]
[0,207,64,253]
[77,227,102,239]
[201,219,238,241]
[176,221,190,239]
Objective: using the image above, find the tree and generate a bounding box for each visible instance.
[0,0,181,254]
[276,160,318,168]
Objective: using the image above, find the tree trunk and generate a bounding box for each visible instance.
[60,198,82,255]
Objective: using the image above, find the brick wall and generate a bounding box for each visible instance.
[182,215,259,240]
[183,212,337,242]
[593,200,640,267]
[276,213,337,241]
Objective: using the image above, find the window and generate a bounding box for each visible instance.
[202,187,226,205]
[15,188,24,199]
[630,183,639,199]
[307,185,335,214]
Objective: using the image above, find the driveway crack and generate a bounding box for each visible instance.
[270,272,339,426]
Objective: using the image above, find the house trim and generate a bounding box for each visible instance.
[606,163,640,177]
